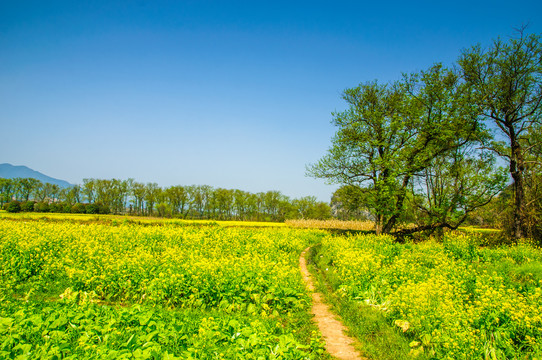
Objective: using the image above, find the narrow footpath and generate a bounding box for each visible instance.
[299,247,367,360]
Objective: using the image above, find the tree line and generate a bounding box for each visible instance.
[308,29,542,241]
[0,177,331,221]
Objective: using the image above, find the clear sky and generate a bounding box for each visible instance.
[1,0,541,201]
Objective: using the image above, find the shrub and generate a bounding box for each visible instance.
[21,201,36,212]
[34,202,50,213]
[88,202,110,215]
[156,203,171,217]
[86,203,99,214]
[6,201,21,213]
[98,204,110,215]
[71,203,86,214]
[49,202,64,213]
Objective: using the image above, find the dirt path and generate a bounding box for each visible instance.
[300,247,367,360]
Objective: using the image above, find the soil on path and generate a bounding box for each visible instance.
[299,247,368,360]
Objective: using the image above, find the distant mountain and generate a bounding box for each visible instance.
[0,163,72,188]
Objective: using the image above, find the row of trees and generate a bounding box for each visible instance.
[0,177,331,221]
[310,29,542,241]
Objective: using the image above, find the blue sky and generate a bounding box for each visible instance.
[1,1,541,201]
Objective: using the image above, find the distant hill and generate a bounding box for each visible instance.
[0,163,72,188]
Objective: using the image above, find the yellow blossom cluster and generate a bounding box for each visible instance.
[0,211,287,227]
[0,219,325,314]
[319,232,542,359]
[0,218,329,358]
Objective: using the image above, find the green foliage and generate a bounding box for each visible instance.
[85,203,99,214]
[34,202,50,213]
[308,245,422,360]
[6,201,21,213]
[85,202,110,215]
[330,185,372,221]
[459,30,542,239]
[0,178,16,206]
[70,203,86,214]
[315,232,542,359]
[290,196,331,220]
[0,219,328,358]
[0,178,330,222]
[404,146,507,235]
[0,299,326,359]
[155,202,170,218]
[20,201,35,212]
[308,64,500,235]
[49,202,65,213]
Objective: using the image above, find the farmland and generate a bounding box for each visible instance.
[2,214,542,359]
[0,217,327,359]
[312,232,542,359]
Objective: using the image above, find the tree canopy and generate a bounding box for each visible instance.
[459,30,542,239]
[308,63,507,235]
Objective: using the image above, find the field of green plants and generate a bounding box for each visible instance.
[0,218,328,359]
[313,233,542,359]
[3,214,542,359]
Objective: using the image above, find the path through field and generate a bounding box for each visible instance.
[299,247,367,360]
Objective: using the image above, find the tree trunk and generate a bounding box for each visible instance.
[511,150,525,239]
[381,175,411,234]
[375,214,383,235]
[510,128,526,240]
[382,215,397,234]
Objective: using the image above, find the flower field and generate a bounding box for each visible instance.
[0,218,327,359]
[315,233,542,359]
[0,211,287,228]
[4,215,541,359]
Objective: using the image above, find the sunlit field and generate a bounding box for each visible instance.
[0,217,326,358]
[0,210,286,228]
[2,211,540,359]
[313,232,542,359]
[286,219,374,231]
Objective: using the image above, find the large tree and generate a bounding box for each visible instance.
[523,124,542,241]
[308,64,494,234]
[459,30,542,239]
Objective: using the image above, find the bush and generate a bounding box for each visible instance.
[34,202,50,213]
[156,203,172,217]
[86,203,99,214]
[21,201,36,212]
[49,202,64,213]
[71,203,86,214]
[86,202,110,215]
[98,204,110,215]
[6,201,21,213]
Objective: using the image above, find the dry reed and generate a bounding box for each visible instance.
[285,219,375,231]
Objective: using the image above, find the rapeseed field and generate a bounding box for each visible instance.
[0,218,326,359]
[316,233,542,359]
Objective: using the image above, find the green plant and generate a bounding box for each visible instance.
[6,201,21,213]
